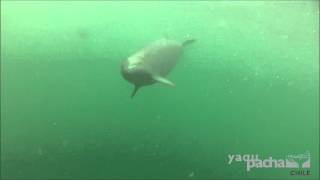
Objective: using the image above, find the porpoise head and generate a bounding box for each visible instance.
[121,59,155,98]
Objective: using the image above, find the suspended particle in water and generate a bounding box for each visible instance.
[62,140,69,148]
[38,147,43,156]
[188,171,195,178]
[287,81,295,86]
[281,34,289,40]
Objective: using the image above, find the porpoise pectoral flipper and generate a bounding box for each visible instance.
[131,85,140,98]
[152,75,175,87]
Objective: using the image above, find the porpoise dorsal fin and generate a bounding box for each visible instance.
[152,75,175,87]
[131,85,140,99]
[182,38,196,46]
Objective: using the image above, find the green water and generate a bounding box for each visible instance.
[1,1,319,179]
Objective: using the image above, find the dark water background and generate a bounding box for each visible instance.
[1,1,319,179]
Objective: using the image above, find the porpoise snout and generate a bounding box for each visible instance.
[121,60,154,86]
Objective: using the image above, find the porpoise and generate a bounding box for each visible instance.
[121,37,195,98]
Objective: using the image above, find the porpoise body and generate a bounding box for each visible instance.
[121,38,195,98]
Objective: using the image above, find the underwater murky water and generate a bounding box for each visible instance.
[1,1,319,179]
